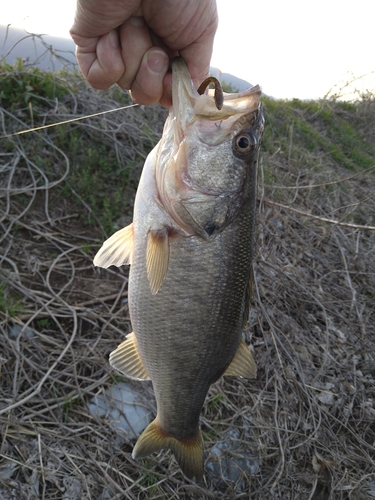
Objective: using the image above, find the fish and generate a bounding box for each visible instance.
[93,57,264,481]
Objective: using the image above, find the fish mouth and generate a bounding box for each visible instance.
[171,57,262,145]
[171,57,262,118]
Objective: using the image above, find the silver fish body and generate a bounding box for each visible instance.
[94,58,264,480]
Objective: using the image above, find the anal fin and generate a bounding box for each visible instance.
[132,419,204,482]
[224,339,256,379]
[109,332,150,380]
[93,223,134,268]
[146,229,169,294]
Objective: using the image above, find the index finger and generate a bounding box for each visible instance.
[179,16,218,88]
[73,31,125,89]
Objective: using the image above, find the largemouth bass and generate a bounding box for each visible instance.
[94,57,264,481]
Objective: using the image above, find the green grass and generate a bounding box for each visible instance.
[0,57,70,110]
[35,318,50,328]
[0,281,22,318]
[81,243,92,254]
[262,96,375,171]
[60,142,131,233]
[63,394,83,422]
[2,59,374,238]
[0,58,164,236]
[208,392,227,409]
[138,459,160,491]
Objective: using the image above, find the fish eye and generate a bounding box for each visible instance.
[233,132,257,156]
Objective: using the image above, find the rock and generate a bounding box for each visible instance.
[206,428,259,491]
[317,391,335,405]
[0,460,17,480]
[8,324,34,340]
[62,477,83,500]
[88,382,153,440]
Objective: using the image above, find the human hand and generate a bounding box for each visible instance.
[70,0,218,107]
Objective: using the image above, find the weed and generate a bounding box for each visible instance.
[63,394,82,422]
[0,57,69,111]
[209,393,227,409]
[261,96,375,171]
[36,318,50,328]
[139,459,160,491]
[0,281,22,318]
[1,55,374,499]
[81,243,92,254]
[221,80,239,93]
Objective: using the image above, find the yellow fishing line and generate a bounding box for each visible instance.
[0,103,139,139]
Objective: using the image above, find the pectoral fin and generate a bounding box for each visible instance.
[109,332,150,380]
[93,223,134,268]
[146,229,169,294]
[224,339,256,379]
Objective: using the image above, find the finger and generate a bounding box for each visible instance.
[74,31,125,89]
[141,0,218,90]
[117,16,154,89]
[129,48,169,105]
[177,3,218,89]
[180,25,217,90]
[159,72,173,108]
[180,45,212,90]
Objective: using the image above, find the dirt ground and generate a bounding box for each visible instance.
[1,66,375,499]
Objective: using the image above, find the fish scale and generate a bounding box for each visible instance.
[94,57,264,481]
[126,207,255,475]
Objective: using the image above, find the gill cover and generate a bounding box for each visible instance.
[155,57,263,240]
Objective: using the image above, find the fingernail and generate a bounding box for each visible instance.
[109,30,119,49]
[128,90,138,104]
[147,50,169,74]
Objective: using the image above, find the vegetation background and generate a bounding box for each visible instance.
[0,46,374,499]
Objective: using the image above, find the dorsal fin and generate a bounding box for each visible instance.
[109,332,150,380]
[224,339,256,379]
[93,223,134,268]
[146,229,169,294]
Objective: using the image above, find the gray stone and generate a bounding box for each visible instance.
[88,382,153,440]
[206,428,259,491]
[8,324,34,340]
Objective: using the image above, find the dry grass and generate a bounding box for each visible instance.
[1,55,375,499]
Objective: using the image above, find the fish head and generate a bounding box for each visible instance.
[157,57,264,239]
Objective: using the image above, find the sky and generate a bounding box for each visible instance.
[2,0,374,100]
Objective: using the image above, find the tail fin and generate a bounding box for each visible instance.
[132,419,204,481]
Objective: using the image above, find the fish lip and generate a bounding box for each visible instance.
[171,57,262,130]
[171,57,199,123]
